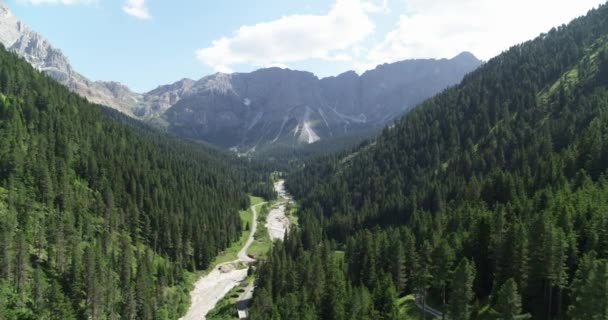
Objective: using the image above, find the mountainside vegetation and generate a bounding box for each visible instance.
[0,44,272,319]
[250,3,608,320]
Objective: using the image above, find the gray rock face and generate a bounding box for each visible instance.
[136,78,196,118]
[0,2,481,152]
[0,3,203,119]
[0,2,143,115]
[162,54,482,151]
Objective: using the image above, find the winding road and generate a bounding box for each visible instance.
[236,180,292,319]
[415,295,444,318]
[181,201,266,320]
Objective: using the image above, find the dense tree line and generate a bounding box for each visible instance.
[101,106,278,201]
[251,3,608,319]
[0,44,268,318]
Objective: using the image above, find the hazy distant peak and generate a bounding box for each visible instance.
[335,70,359,79]
[451,51,480,62]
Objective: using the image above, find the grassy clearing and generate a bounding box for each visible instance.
[333,250,345,262]
[286,200,299,226]
[248,202,274,259]
[205,196,265,269]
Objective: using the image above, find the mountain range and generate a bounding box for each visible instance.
[0,2,481,152]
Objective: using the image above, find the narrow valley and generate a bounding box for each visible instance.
[185,180,293,320]
[3,1,608,319]
[181,201,265,320]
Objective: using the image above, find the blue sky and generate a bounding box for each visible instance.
[7,0,605,92]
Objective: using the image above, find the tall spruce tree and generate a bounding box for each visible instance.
[494,278,530,320]
[448,258,476,320]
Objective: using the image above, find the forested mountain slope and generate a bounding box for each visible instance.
[251,3,608,320]
[0,2,481,154]
[0,43,265,319]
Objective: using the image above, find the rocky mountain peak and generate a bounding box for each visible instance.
[11,30,72,75]
[0,3,483,153]
[0,3,24,47]
[199,73,236,95]
[0,3,145,115]
[163,54,482,151]
[0,2,12,18]
[452,51,479,62]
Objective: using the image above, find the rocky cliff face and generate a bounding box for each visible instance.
[0,2,482,152]
[0,2,142,115]
[135,78,196,118]
[161,54,482,152]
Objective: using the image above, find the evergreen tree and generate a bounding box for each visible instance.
[372,274,400,320]
[432,239,455,318]
[494,278,530,320]
[48,280,75,320]
[322,259,346,320]
[448,258,476,320]
[568,253,608,320]
[135,251,155,320]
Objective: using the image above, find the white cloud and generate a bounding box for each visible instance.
[357,0,605,70]
[196,0,383,72]
[19,0,96,4]
[122,0,151,20]
[361,0,389,13]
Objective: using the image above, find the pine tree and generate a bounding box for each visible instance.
[48,279,75,320]
[390,238,407,295]
[83,245,100,319]
[348,286,374,320]
[122,285,137,320]
[250,288,273,320]
[432,239,455,319]
[135,250,155,320]
[496,222,528,292]
[569,257,608,320]
[415,241,433,319]
[372,274,399,320]
[567,252,598,320]
[322,259,346,320]
[13,232,27,294]
[31,267,47,316]
[494,278,530,320]
[0,197,14,282]
[448,258,476,320]
[119,233,133,292]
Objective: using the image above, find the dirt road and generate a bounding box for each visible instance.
[181,202,265,320]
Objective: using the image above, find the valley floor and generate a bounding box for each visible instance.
[265,180,292,241]
[180,199,265,320]
[182,180,293,320]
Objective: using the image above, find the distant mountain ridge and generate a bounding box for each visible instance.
[0,3,144,115]
[0,2,482,151]
[162,53,481,151]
